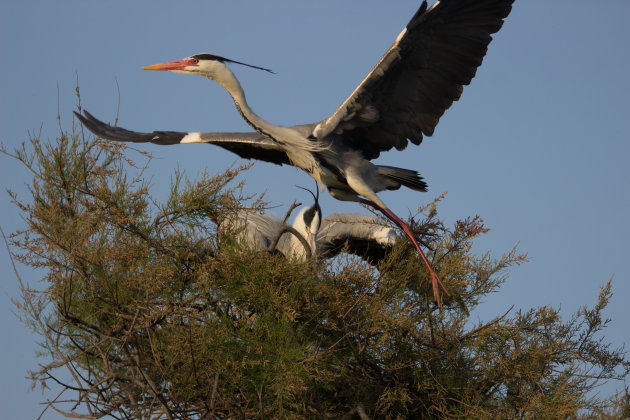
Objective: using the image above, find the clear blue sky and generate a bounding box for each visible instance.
[1,1,629,417]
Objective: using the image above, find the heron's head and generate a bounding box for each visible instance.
[142,53,274,80]
[293,186,321,257]
[294,203,321,257]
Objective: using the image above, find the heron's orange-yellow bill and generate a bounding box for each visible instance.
[142,59,193,71]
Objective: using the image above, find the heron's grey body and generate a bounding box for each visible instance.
[75,0,514,306]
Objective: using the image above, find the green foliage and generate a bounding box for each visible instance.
[3,127,629,419]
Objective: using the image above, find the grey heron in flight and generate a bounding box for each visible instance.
[75,0,514,307]
[224,190,398,264]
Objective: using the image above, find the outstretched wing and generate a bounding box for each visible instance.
[317,213,397,263]
[75,110,291,166]
[313,0,514,159]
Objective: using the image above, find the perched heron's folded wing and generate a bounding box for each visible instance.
[318,213,397,263]
[220,211,283,251]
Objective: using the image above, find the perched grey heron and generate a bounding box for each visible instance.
[223,192,323,262]
[224,189,397,264]
[75,0,514,307]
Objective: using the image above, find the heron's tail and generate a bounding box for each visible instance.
[377,165,428,192]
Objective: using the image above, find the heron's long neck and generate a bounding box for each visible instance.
[208,63,325,176]
[211,68,277,138]
[289,213,315,260]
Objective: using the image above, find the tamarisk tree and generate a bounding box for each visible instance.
[3,122,628,419]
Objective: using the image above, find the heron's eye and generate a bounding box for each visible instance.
[191,58,199,64]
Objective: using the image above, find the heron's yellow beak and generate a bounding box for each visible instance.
[142,58,195,71]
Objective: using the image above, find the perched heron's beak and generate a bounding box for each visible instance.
[306,231,318,257]
[309,237,317,257]
[142,58,195,71]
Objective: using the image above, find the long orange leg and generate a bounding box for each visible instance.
[360,199,449,307]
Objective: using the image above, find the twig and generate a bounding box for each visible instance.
[209,372,220,412]
[459,305,514,342]
[344,403,370,420]
[356,403,370,420]
[57,84,64,135]
[280,200,301,226]
[1,226,92,415]
[114,77,121,126]
[38,388,67,420]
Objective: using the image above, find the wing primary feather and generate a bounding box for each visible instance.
[315,0,513,158]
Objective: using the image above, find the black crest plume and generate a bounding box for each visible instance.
[193,53,275,74]
[296,184,321,228]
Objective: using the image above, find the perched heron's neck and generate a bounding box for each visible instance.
[209,67,277,138]
[288,209,317,261]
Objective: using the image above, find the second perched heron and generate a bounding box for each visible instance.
[224,190,398,264]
